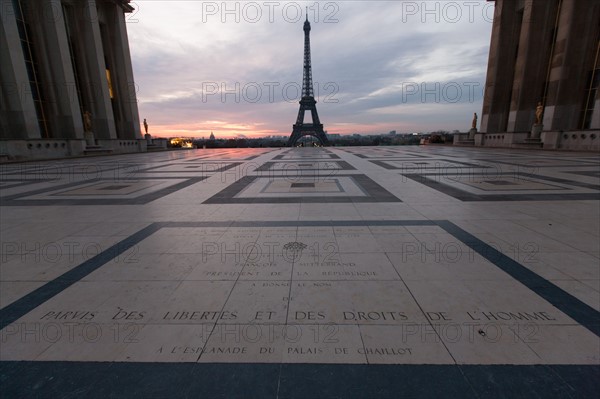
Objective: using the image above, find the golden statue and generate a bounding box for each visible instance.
[471,112,478,129]
[535,102,544,125]
[83,111,92,132]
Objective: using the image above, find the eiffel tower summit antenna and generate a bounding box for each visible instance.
[288,8,329,146]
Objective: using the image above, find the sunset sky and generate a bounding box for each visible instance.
[127,1,495,139]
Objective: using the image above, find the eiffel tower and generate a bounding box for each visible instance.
[288,14,329,146]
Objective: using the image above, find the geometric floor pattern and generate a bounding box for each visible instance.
[1,146,598,397]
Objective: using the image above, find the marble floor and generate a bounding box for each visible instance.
[1,146,599,397]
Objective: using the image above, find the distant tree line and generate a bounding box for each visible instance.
[167,131,457,149]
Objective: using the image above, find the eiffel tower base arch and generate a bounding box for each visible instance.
[288,123,329,146]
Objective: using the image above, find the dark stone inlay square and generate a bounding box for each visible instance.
[483,180,515,186]
[0,179,48,190]
[273,152,340,160]
[140,162,241,173]
[0,177,207,206]
[99,185,131,190]
[254,161,356,172]
[203,174,401,203]
[484,158,600,168]
[291,183,315,188]
[403,172,600,201]
[371,159,487,170]
[567,170,600,178]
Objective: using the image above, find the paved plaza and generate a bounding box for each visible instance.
[0,146,599,397]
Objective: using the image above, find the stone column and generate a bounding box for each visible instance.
[77,0,117,140]
[112,3,141,139]
[30,0,84,139]
[0,0,41,139]
[480,0,524,134]
[506,0,557,132]
[543,0,599,130]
